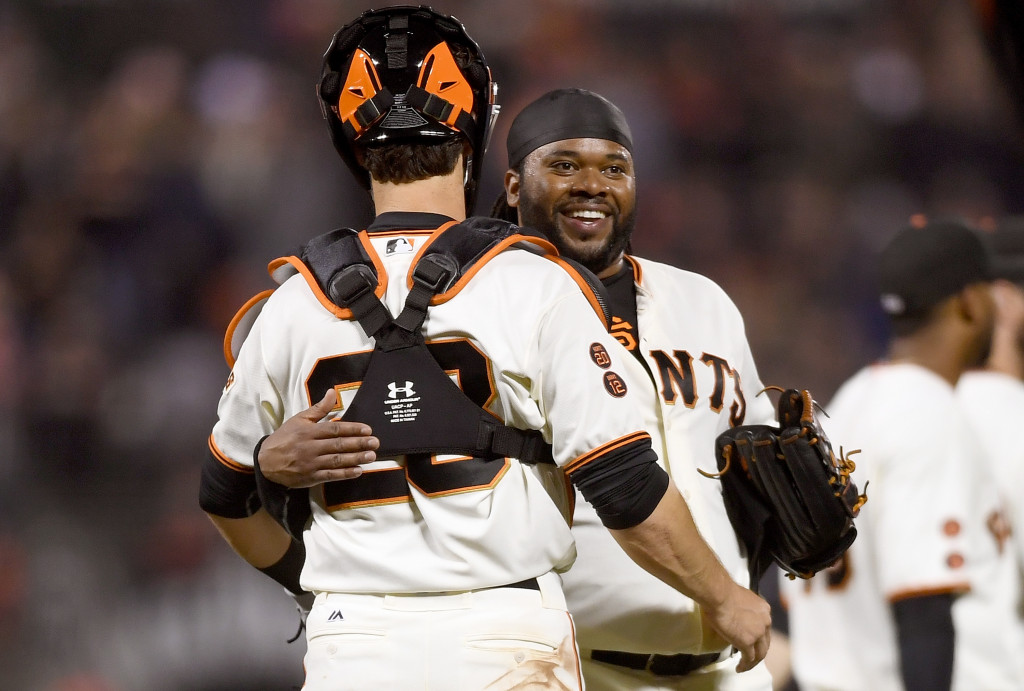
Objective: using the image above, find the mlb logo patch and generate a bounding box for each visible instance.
[386,238,415,255]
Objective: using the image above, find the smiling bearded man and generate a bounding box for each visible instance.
[504,89,637,279]
[493,88,778,691]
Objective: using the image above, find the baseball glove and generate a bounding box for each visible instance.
[703,387,867,584]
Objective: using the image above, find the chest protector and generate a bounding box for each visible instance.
[304,216,559,464]
[247,217,611,538]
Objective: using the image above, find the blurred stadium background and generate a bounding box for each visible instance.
[1,1,1022,688]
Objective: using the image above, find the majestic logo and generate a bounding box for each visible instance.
[603,371,628,398]
[386,238,415,255]
[387,381,416,399]
[589,343,612,369]
[327,610,344,622]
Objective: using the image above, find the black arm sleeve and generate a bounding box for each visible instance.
[258,537,306,595]
[892,593,956,691]
[198,448,261,518]
[569,437,669,529]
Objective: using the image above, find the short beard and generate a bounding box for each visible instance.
[517,197,635,275]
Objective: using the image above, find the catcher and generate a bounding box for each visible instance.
[703,386,866,586]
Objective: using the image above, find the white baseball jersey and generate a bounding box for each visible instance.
[782,362,1024,691]
[210,213,654,595]
[958,369,1024,572]
[563,256,775,660]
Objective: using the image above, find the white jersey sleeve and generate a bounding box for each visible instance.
[954,370,1024,689]
[957,369,1024,570]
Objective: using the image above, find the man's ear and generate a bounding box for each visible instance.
[959,283,994,325]
[504,169,520,208]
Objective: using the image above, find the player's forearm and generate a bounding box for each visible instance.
[206,508,293,569]
[609,482,732,608]
[610,482,771,671]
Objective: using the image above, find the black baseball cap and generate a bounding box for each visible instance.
[877,217,992,317]
[986,216,1024,284]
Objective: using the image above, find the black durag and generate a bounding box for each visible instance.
[506,88,634,167]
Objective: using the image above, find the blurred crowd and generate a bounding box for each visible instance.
[1,0,1022,688]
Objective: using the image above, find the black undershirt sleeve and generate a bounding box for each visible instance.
[569,437,669,529]
[258,537,306,595]
[198,449,261,518]
[892,593,956,691]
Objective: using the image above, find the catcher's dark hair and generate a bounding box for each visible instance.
[363,138,465,185]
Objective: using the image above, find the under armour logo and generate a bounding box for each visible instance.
[387,381,416,399]
[327,610,344,622]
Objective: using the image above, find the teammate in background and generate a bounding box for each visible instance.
[782,218,1024,691]
[198,9,770,690]
[958,217,1024,574]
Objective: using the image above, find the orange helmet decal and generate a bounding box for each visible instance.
[337,48,383,135]
[318,6,499,209]
[417,42,474,128]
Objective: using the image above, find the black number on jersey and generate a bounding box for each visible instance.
[306,339,509,510]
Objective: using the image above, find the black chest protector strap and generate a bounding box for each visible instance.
[302,220,554,464]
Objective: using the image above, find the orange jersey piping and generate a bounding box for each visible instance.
[624,254,643,284]
[564,431,652,475]
[267,230,388,321]
[207,434,253,474]
[888,582,971,603]
[223,289,274,368]
[546,255,610,330]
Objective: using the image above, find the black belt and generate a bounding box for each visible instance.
[500,577,540,591]
[590,649,721,676]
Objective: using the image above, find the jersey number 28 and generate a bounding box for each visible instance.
[306,339,509,511]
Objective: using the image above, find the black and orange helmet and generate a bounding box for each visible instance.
[318,5,499,211]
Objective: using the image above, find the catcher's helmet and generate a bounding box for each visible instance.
[318,5,499,211]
